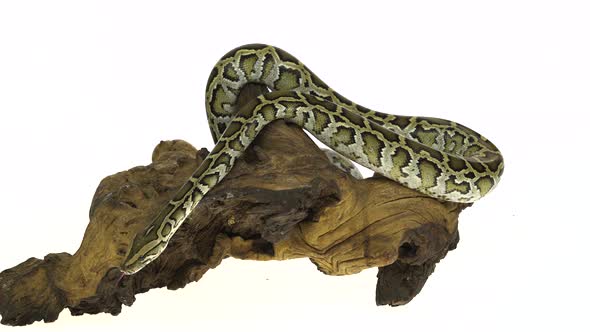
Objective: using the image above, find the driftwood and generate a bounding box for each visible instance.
[0,84,467,326]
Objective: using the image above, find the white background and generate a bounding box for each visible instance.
[1,1,589,331]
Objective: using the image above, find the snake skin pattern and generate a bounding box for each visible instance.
[322,149,364,180]
[121,44,504,275]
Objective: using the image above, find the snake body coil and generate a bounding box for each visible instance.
[121,44,504,275]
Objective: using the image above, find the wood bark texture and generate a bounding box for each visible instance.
[0,84,467,326]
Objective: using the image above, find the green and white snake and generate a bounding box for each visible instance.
[121,44,504,275]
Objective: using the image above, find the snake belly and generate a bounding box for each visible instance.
[120,44,504,275]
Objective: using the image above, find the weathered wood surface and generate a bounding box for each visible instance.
[0,84,467,326]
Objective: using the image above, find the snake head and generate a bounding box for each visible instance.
[121,225,168,275]
[120,256,144,276]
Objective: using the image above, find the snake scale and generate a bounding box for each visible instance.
[121,44,504,275]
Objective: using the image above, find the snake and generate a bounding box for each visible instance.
[120,44,504,275]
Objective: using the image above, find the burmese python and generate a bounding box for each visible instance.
[121,44,504,275]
